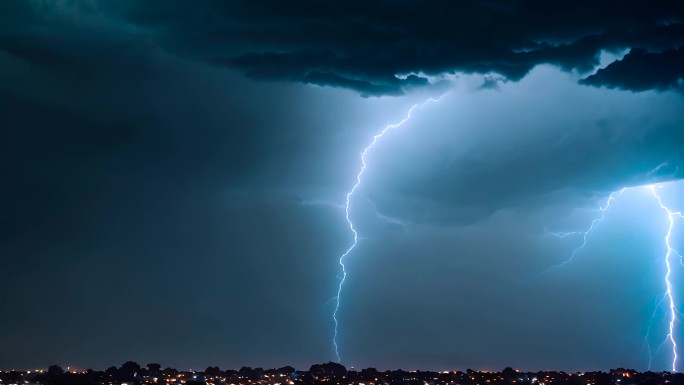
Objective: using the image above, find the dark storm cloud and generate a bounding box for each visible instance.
[101,0,684,95]
[582,46,684,91]
[0,1,349,369]
[214,51,428,96]
[1,0,684,373]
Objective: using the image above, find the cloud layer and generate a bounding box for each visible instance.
[96,0,684,95]
[0,0,683,372]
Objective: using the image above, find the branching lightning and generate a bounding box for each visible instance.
[324,94,680,370]
[649,185,683,372]
[333,96,441,362]
[542,188,625,273]
[545,183,683,372]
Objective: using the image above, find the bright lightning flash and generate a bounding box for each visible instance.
[545,183,683,372]
[649,185,683,372]
[542,188,625,272]
[333,97,441,362]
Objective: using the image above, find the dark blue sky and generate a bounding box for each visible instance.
[1,0,683,373]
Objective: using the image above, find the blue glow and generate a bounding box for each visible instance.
[546,182,683,371]
[333,96,442,362]
[542,188,625,273]
[650,184,683,372]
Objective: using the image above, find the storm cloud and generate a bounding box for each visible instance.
[97,0,684,95]
[582,46,684,91]
[0,0,683,374]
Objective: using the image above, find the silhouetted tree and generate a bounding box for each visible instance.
[309,363,346,380]
[595,371,610,385]
[277,366,295,375]
[162,367,178,376]
[48,365,64,378]
[502,367,516,379]
[205,367,221,376]
[118,361,140,382]
[147,364,161,375]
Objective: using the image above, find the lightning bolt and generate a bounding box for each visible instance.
[649,184,683,372]
[541,188,625,273]
[545,182,683,372]
[333,96,442,362]
[643,293,666,371]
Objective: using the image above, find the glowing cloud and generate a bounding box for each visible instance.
[649,185,683,372]
[333,96,442,362]
[546,183,682,371]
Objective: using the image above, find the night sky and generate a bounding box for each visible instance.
[1,0,684,373]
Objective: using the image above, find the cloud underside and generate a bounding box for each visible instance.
[110,0,684,96]
[226,44,684,97]
[582,46,684,91]
[2,1,684,96]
